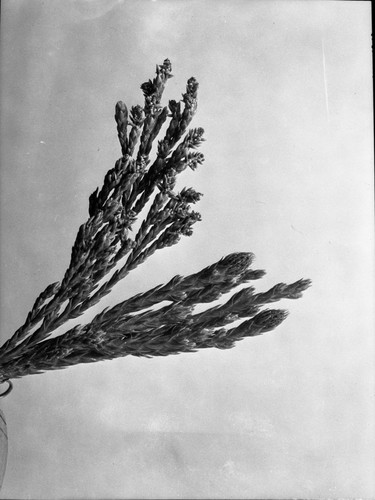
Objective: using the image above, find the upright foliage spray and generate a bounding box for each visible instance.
[0,60,311,391]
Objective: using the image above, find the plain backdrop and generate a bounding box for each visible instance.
[0,1,374,498]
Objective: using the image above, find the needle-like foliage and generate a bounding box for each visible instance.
[0,60,311,383]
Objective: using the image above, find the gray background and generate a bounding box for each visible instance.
[0,0,373,498]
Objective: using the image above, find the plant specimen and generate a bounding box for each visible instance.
[0,59,310,390]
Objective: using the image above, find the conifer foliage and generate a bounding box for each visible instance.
[0,60,310,384]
